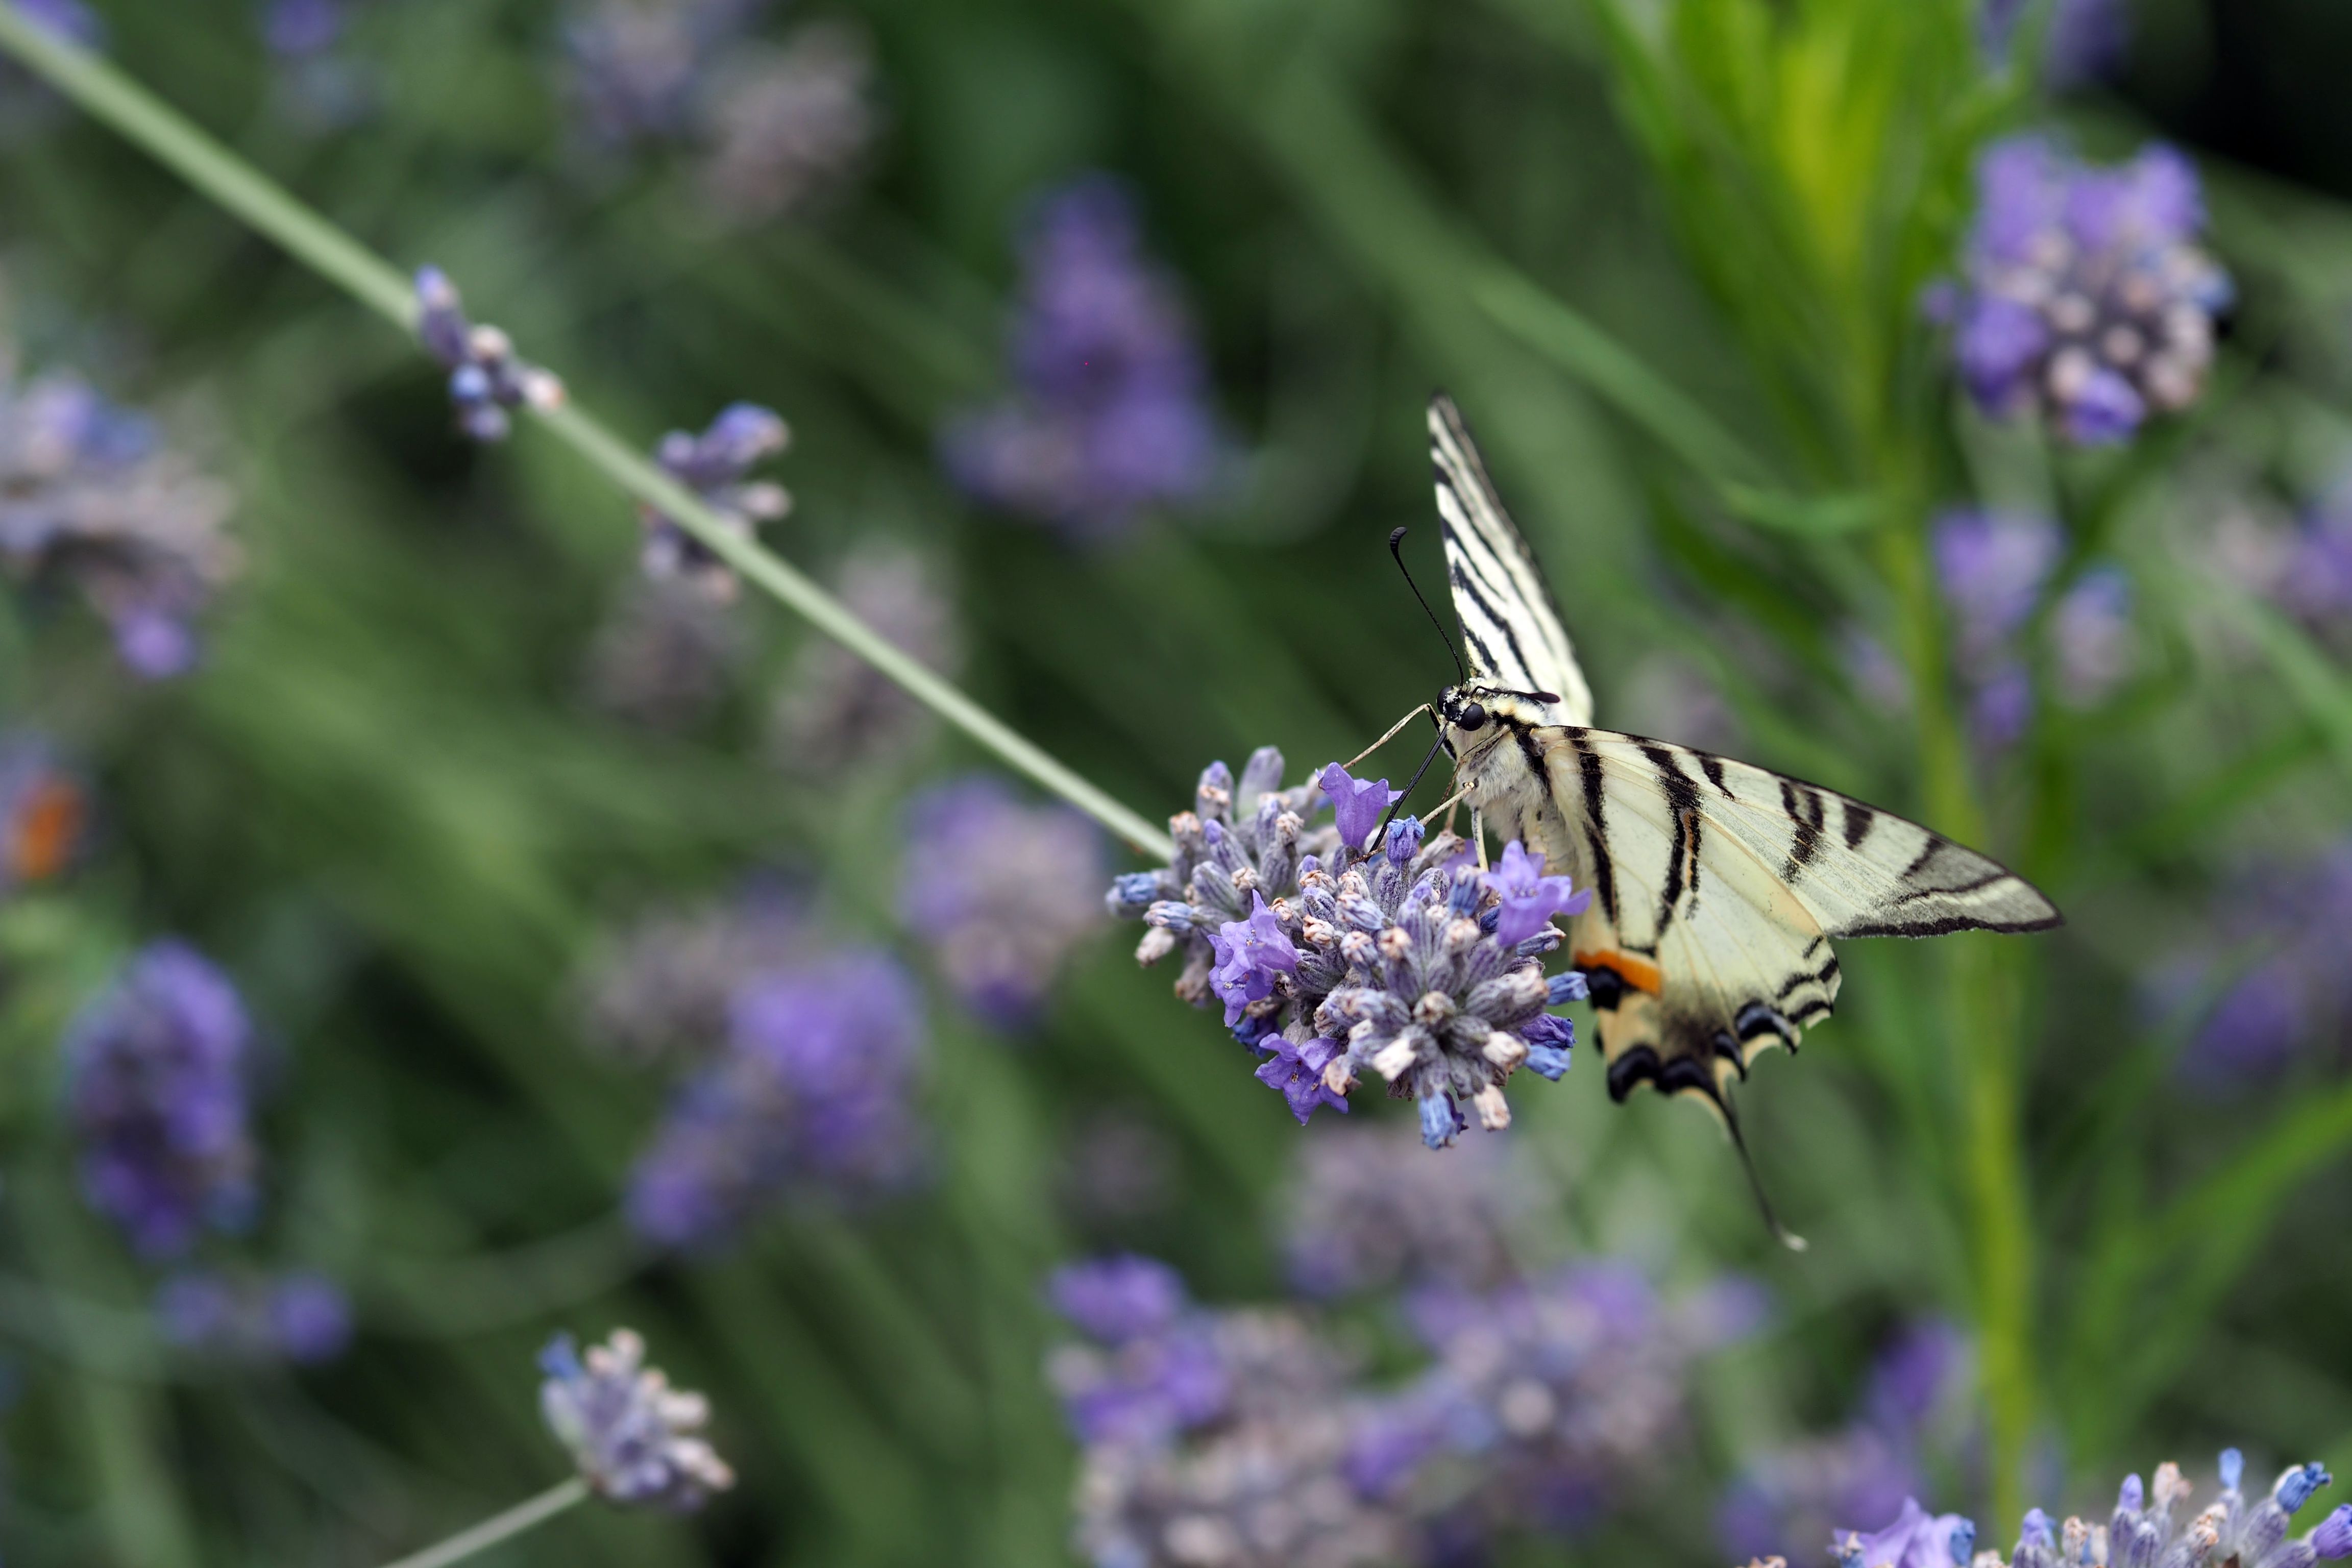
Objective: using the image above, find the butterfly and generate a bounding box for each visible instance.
[1414,393,2062,1247]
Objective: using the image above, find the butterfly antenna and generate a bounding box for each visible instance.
[1720,1094,1808,1253]
[1389,527,1467,683]
[1374,732,1451,842]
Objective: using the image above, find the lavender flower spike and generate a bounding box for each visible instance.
[1938,137,2231,445]
[898,774,1105,1027]
[940,176,1224,542]
[64,941,258,1257]
[1849,1449,2352,1568]
[540,1328,734,1511]
[642,402,791,599]
[412,266,566,444]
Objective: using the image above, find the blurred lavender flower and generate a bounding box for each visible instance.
[0,364,239,677]
[0,733,87,897]
[540,1327,735,1511]
[1981,0,2127,88]
[1384,1264,1763,1537]
[1938,137,2230,444]
[1279,1119,1539,1298]
[1846,1450,2352,1568]
[770,543,958,776]
[156,1268,353,1365]
[1932,510,2131,742]
[898,774,1105,1027]
[259,0,343,57]
[626,948,926,1248]
[580,576,748,729]
[579,890,806,1064]
[1074,1396,1409,1568]
[2050,566,2136,706]
[562,0,763,149]
[1841,626,1913,715]
[64,941,258,1258]
[697,22,876,225]
[412,266,566,444]
[1721,1321,1970,1564]
[2167,841,2352,1083]
[941,177,1224,542]
[1934,509,2061,670]
[1050,1259,1408,1567]
[2235,473,2352,634]
[641,402,790,599]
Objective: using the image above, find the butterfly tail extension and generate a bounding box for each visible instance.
[1718,1091,1808,1253]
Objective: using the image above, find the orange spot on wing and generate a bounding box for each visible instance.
[10,777,84,882]
[1573,948,1662,994]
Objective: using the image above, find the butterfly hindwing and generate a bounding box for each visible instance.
[1427,395,1594,726]
[1536,727,2061,1113]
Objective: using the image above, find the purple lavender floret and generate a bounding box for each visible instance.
[540,1327,735,1511]
[64,941,259,1258]
[897,774,1105,1028]
[625,949,926,1248]
[0,367,239,677]
[642,402,790,599]
[1939,137,2230,444]
[411,267,566,444]
[941,176,1224,543]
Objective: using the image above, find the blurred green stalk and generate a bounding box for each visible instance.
[1881,518,2037,1527]
[374,1477,590,1568]
[0,1,1173,861]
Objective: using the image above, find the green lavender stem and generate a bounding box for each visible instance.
[1879,519,2037,1528]
[375,1477,590,1568]
[0,3,1173,861]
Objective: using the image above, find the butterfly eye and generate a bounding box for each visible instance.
[1456,703,1487,731]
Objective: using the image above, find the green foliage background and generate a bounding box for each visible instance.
[3,0,2352,1563]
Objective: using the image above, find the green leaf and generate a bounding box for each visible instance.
[1718,481,1882,536]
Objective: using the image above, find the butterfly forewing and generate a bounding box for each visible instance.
[1427,395,1594,726]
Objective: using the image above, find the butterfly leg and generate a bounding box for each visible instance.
[1471,807,1489,871]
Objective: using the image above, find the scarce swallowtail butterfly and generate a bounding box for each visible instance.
[1417,394,2062,1247]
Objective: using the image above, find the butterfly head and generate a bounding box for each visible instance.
[1437,682,1559,753]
